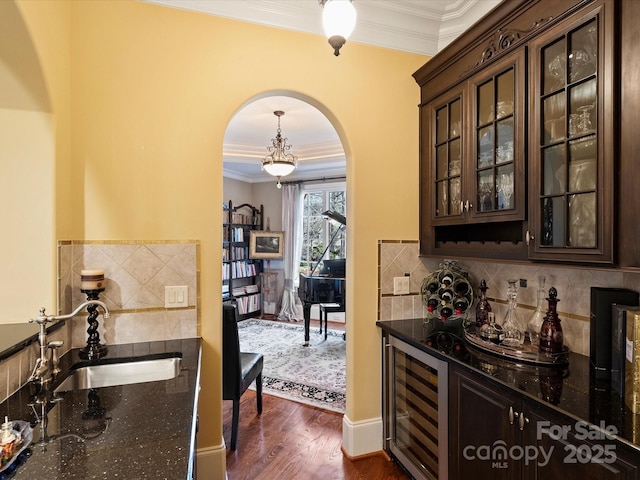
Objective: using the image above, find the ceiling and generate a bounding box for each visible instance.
[142,0,501,184]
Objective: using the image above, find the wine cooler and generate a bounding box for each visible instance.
[383,333,448,480]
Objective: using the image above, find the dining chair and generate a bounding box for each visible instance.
[222,303,263,450]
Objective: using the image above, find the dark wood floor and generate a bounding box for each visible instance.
[224,319,408,480]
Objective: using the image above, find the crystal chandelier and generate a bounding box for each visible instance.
[319,0,357,56]
[262,110,298,188]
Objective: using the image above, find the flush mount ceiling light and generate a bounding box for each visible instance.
[262,110,298,188]
[319,0,357,56]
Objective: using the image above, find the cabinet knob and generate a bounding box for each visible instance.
[526,230,535,245]
[460,201,464,213]
[518,412,529,430]
[465,200,472,212]
[508,406,514,424]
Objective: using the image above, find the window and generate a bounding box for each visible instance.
[300,183,346,275]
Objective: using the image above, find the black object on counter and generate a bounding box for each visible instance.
[590,287,639,379]
[539,287,564,354]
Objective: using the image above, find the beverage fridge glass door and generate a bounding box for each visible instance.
[383,334,448,480]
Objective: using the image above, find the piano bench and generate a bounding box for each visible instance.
[319,303,344,340]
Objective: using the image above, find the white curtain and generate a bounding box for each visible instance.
[278,184,304,321]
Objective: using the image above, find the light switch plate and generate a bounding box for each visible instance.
[393,277,410,295]
[165,285,188,308]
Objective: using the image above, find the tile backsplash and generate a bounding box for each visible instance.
[58,240,199,348]
[378,240,640,357]
[0,240,199,403]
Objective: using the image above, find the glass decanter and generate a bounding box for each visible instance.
[501,279,524,347]
[526,275,546,347]
[539,287,564,354]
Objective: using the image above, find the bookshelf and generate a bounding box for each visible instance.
[222,200,263,320]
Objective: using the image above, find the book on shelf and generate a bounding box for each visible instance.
[230,284,259,296]
[231,212,255,225]
[232,227,244,242]
[229,261,257,279]
[236,293,261,315]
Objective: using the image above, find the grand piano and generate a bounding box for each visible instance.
[298,211,346,346]
[299,260,345,345]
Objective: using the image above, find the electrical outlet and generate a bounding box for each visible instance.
[165,286,188,308]
[393,277,410,295]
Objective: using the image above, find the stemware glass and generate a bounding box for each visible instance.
[577,104,594,133]
[498,172,514,209]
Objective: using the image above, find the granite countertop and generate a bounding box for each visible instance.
[0,321,65,363]
[0,338,201,480]
[377,318,640,454]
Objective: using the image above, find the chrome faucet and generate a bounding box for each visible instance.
[28,301,111,385]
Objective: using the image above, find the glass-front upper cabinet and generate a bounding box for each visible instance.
[528,2,614,263]
[427,50,525,227]
[427,87,465,225]
[469,50,526,223]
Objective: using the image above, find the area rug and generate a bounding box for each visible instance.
[237,319,346,413]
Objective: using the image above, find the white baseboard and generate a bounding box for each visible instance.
[196,442,227,479]
[342,414,383,457]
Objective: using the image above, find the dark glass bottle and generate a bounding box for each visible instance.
[439,288,454,303]
[475,279,492,327]
[426,295,439,313]
[440,303,453,323]
[425,280,439,295]
[454,297,469,315]
[539,287,564,354]
[439,270,454,286]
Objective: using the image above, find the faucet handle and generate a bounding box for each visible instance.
[30,307,51,325]
[48,341,64,376]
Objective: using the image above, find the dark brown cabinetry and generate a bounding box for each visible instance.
[523,403,638,479]
[449,365,523,479]
[528,1,614,263]
[415,0,640,266]
[427,50,525,228]
[450,365,639,480]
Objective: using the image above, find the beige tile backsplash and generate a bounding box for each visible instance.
[58,240,199,349]
[0,240,199,403]
[379,240,640,357]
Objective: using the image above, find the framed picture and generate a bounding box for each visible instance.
[249,231,284,259]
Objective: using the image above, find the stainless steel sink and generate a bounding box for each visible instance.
[55,355,182,392]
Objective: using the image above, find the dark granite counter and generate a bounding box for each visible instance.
[0,321,65,362]
[377,318,640,454]
[0,338,201,480]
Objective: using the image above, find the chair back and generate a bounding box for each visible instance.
[222,303,242,399]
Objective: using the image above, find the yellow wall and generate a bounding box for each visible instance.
[16,0,427,461]
[0,0,70,323]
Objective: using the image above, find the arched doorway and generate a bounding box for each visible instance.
[221,92,349,412]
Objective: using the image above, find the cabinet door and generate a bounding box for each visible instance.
[468,49,526,223]
[423,87,466,226]
[528,1,615,263]
[449,366,522,479]
[522,400,638,480]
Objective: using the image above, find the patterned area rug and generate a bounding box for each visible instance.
[237,319,346,413]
